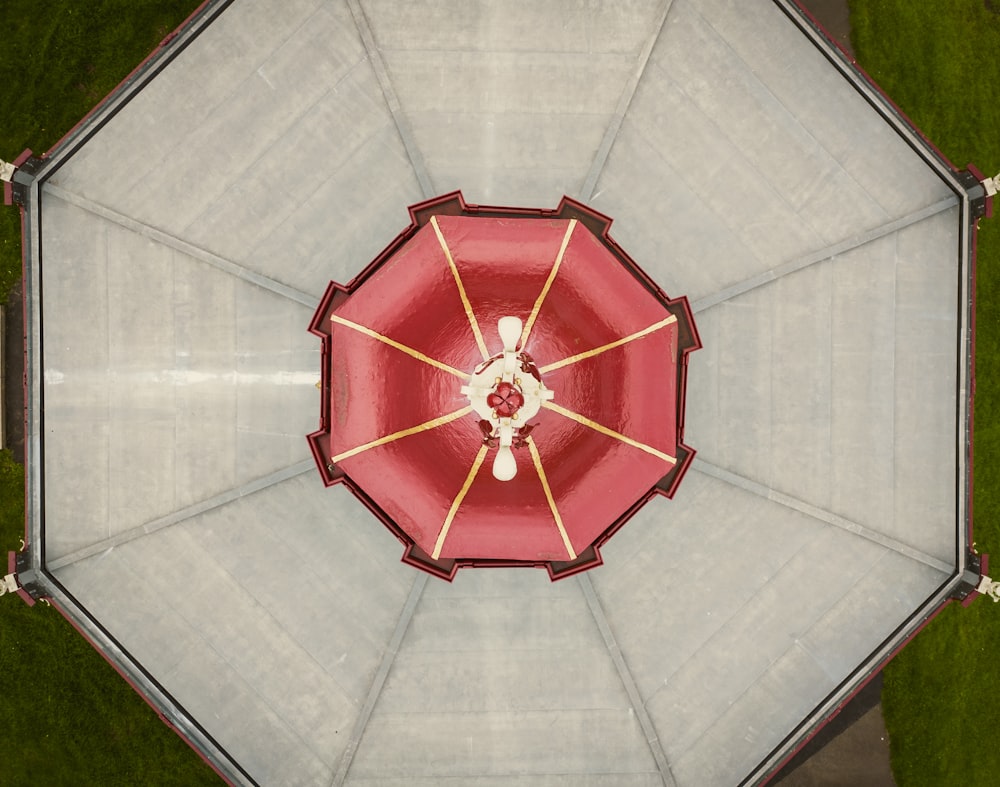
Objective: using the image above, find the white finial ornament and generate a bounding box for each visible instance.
[493,442,517,481]
[461,316,554,481]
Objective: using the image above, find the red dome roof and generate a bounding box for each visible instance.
[309,192,700,579]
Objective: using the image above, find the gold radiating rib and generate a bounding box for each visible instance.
[432,444,489,559]
[430,216,490,360]
[539,314,677,374]
[541,401,677,465]
[330,314,466,379]
[520,219,577,348]
[331,406,473,464]
[527,437,577,560]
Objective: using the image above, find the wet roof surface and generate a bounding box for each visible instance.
[309,199,697,578]
[24,0,972,784]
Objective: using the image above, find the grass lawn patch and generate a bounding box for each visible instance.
[850,0,1000,784]
[1,2,220,783]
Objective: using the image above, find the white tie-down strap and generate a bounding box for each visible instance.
[983,171,999,199]
[0,159,16,183]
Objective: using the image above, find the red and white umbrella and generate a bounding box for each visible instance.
[309,192,700,580]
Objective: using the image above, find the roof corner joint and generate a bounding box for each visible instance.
[2,151,42,206]
[954,550,1000,607]
[958,165,997,221]
[3,548,44,606]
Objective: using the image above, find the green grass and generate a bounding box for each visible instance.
[0,2,220,783]
[850,0,1000,784]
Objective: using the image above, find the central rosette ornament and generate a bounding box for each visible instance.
[487,382,524,418]
[461,316,554,481]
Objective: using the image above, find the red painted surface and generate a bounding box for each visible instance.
[309,192,699,578]
[487,382,523,418]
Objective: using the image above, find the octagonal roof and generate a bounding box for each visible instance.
[307,192,698,579]
[12,0,983,785]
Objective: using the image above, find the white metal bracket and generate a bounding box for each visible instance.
[976,574,1000,603]
[0,159,16,183]
[0,573,18,596]
[983,171,1000,199]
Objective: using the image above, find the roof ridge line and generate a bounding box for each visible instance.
[692,195,958,313]
[691,458,954,574]
[42,183,319,308]
[46,460,315,572]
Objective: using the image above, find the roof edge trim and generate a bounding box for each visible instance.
[753,7,981,783]
[31,0,236,186]
[31,569,257,787]
[750,574,965,786]
[778,0,964,192]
